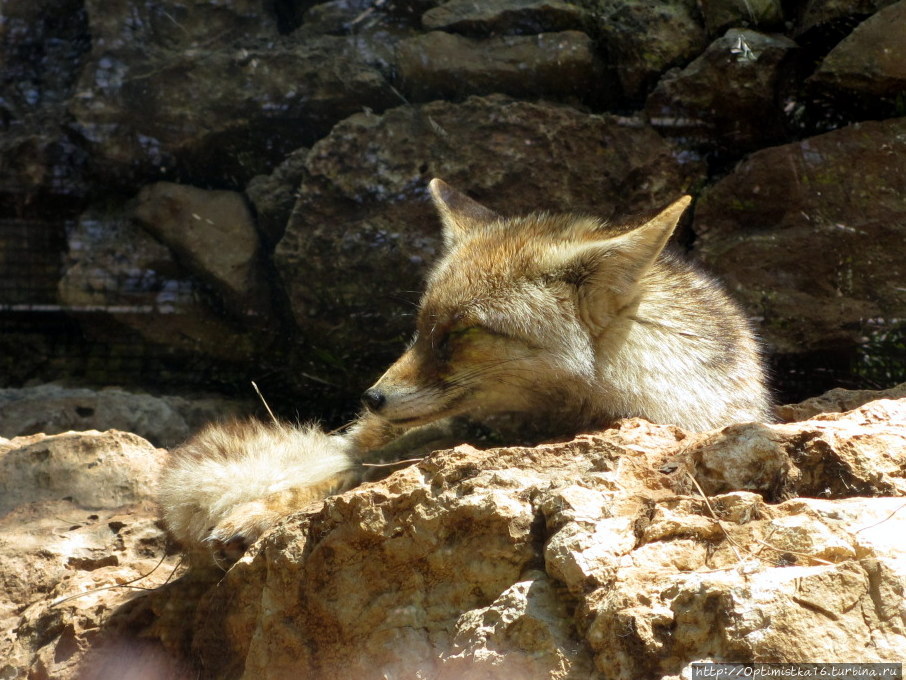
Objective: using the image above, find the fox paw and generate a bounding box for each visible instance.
[205,500,280,567]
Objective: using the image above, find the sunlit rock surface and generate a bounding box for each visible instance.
[0,431,177,680]
[0,384,247,447]
[3,387,905,679]
[183,392,906,678]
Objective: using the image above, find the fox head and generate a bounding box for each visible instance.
[361,179,691,427]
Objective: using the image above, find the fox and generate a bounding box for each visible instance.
[158,178,772,565]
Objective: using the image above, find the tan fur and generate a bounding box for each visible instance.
[158,419,358,565]
[159,179,771,564]
[359,179,771,439]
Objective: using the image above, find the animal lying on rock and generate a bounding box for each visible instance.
[158,178,771,565]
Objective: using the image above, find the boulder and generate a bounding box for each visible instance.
[396,30,608,103]
[0,430,177,680]
[3,387,905,679]
[777,381,906,421]
[583,0,707,101]
[0,0,90,202]
[68,0,397,185]
[796,0,897,36]
[132,182,273,317]
[421,0,587,34]
[245,148,310,248]
[692,118,906,360]
[6,0,906,406]
[0,383,248,448]
[79,0,277,52]
[171,394,906,677]
[275,94,704,397]
[646,29,799,156]
[57,201,264,362]
[809,0,906,102]
[698,0,784,35]
[674,398,906,499]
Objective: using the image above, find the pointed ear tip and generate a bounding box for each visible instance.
[428,178,448,195]
[662,194,693,217]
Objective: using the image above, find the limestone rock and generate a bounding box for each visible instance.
[191,439,607,679]
[646,29,799,156]
[693,117,906,358]
[396,30,607,103]
[437,569,596,678]
[173,395,906,678]
[674,398,906,499]
[3,390,905,679]
[275,95,703,399]
[0,431,177,680]
[569,494,906,672]
[0,429,162,514]
[778,381,906,421]
[133,182,272,317]
[809,0,906,100]
[0,383,247,448]
[421,0,587,35]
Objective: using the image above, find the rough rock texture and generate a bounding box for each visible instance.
[0,431,177,680]
[275,94,704,393]
[809,0,906,100]
[797,0,898,36]
[673,398,906,499]
[69,3,397,185]
[586,0,707,100]
[167,394,905,678]
[693,117,906,359]
[777,381,906,422]
[0,0,89,200]
[244,147,309,248]
[646,29,799,156]
[3,388,905,679]
[0,383,248,448]
[698,0,784,35]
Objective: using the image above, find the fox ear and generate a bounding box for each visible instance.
[429,178,499,248]
[566,195,692,330]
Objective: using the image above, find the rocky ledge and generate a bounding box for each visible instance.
[2,385,905,679]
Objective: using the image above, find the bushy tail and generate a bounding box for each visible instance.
[158,419,359,564]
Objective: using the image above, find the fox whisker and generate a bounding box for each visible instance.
[159,178,771,565]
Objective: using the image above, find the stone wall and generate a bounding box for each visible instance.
[1,0,904,421]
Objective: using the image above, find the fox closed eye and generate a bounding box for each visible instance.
[437,326,480,360]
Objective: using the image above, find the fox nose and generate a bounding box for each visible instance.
[361,387,386,413]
